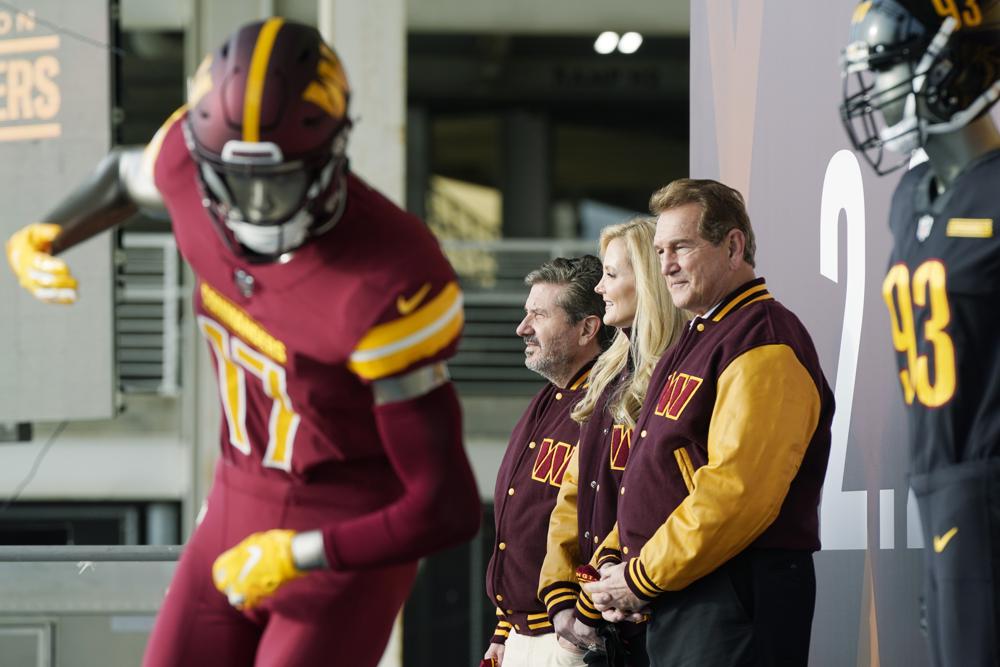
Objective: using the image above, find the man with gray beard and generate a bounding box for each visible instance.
[482,256,613,667]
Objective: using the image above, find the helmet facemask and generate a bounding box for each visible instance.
[841,1,1000,176]
[841,58,922,174]
[190,129,350,261]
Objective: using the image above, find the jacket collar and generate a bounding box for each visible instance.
[702,277,772,324]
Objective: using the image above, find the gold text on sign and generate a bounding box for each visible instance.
[0,28,61,142]
[0,9,37,35]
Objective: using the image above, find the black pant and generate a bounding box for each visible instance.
[584,622,649,667]
[911,460,1000,667]
[645,549,815,667]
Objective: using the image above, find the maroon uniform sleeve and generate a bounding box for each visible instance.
[319,382,481,569]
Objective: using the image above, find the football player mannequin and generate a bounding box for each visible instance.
[6,18,481,667]
[840,2,1000,666]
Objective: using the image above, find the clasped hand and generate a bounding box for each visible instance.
[580,563,648,623]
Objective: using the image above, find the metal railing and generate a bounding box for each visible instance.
[116,234,598,397]
[0,545,181,562]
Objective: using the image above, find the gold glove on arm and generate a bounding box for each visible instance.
[212,529,306,610]
[5,223,78,304]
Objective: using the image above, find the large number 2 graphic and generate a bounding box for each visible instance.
[198,315,300,471]
[819,150,868,550]
[882,261,956,407]
[819,150,933,551]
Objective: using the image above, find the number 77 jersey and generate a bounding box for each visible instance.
[881,149,1000,474]
[152,113,463,481]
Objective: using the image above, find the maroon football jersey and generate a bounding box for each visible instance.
[149,110,463,484]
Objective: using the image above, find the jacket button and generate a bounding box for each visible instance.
[584,531,591,539]
[620,486,626,495]
[529,441,536,449]
[507,609,513,614]
[640,430,647,438]
[590,481,597,489]
[623,546,629,555]
[499,542,507,550]
[697,323,705,332]
[515,624,521,631]
[508,487,515,496]
[594,535,599,543]
[555,392,563,400]
[497,594,504,602]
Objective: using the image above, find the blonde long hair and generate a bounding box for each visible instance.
[571,217,688,427]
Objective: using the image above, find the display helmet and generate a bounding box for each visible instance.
[840,0,1000,174]
[184,18,352,260]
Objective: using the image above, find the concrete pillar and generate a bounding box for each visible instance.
[187,0,265,73]
[406,106,431,219]
[318,0,406,206]
[145,502,180,545]
[502,110,551,238]
[319,7,408,667]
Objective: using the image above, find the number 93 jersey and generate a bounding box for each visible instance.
[151,109,463,482]
[883,149,1000,474]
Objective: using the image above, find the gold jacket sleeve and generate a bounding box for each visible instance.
[637,344,821,592]
[538,446,582,617]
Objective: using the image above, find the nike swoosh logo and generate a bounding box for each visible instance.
[239,545,263,580]
[933,526,958,553]
[397,283,432,315]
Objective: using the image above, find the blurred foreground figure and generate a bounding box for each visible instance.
[840,2,1000,665]
[6,18,480,667]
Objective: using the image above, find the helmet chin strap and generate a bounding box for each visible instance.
[310,168,348,238]
[926,80,1000,135]
[226,209,312,256]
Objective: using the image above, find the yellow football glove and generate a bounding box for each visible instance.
[212,529,305,610]
[5,223,78,304]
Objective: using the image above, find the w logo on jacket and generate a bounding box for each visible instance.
[655,372,704,421]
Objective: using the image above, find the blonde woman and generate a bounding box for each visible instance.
[538,218,687,666]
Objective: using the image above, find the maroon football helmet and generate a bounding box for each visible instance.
[184,18,352,260]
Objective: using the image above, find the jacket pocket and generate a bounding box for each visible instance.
[673,446,696,493]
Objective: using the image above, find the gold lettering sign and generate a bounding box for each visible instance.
[0,10,61,143]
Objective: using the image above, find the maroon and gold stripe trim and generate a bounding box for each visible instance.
[527,612,553,631]
[624,557,663,602]
[575,590,603,626]
[541,583,579,615]
[595,547,622,567]
[569,366,592,391]
[710,279,772,323]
